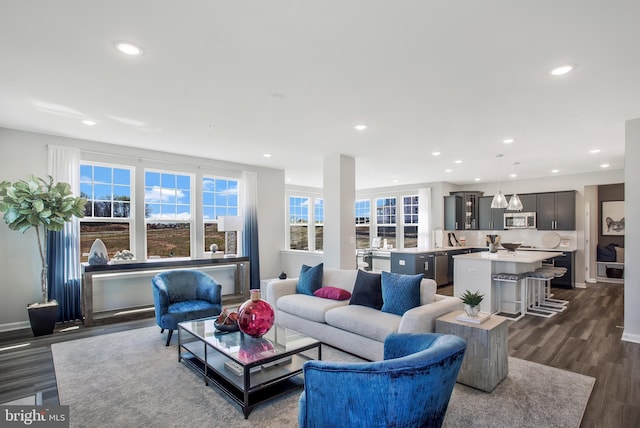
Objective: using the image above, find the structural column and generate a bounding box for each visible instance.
[323,154,356,269]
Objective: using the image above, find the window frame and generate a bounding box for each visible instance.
[79,162,135,261]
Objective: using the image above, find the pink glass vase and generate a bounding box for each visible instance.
[237,290,275,338]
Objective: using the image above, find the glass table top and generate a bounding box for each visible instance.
[178,319,319,365]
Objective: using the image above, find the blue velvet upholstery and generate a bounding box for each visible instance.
[151,270,222,345]
[298,333,466,428]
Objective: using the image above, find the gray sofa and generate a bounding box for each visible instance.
[265,268,462,361]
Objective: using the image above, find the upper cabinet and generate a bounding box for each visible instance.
[505,193,537,213]
[478,196,504,230]
[446,192,483,230]
[444,195,464,230]
[536,191,576,230]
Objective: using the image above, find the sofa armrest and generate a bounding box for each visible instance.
[397,295,463,334]
[265,278,298,308]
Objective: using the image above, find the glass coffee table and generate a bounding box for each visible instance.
[178,318,321,418]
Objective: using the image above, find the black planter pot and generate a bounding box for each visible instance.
[27,300,59,336]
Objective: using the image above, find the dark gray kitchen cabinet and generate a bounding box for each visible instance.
[444,195,464,230]
[478,196,504,230]
[536,191,576,230]
[505,193,537,213]
[390,252,433,279]
[445,191,483,230]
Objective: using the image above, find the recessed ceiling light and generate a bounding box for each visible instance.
[454,160,463,164]
[551,169,559,173]
[600,163,610,168]
[503,138,515,144]
[263,153,272,158]
[432,151,441,156]
[445,169,452,173]
[392,179,399,183]
[354,124,367,131]
[116,42,143,56]
[589,149,601,154]
[474,178,481,182]
[509,173,517,178]
[82,120,96,126]
[549,64,575,76]
[286,177,292,182]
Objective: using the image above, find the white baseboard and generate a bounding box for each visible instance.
[622,331,640,344]
[575,282,586,289]
[0,321,30,333]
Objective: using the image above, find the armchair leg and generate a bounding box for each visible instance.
[160,328,165,333]
[166,330,173,346]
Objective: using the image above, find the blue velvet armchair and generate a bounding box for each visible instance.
[298,333,466,428]
[151,270,223,345]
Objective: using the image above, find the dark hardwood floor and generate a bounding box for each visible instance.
[1,282,638,427]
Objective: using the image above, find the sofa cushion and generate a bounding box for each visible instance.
[420,279,437,305]
[314,286,352,301]
[381,271,422,316]
[325,305,401,342]
[296,263,324,295]
[322,268,359,292]
[277,293,347,323]
[349,270,383,310]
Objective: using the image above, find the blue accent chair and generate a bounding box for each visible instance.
[151,270,223,346]
[298,333,466,428]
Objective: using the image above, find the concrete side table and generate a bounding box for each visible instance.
[435,310,509,392]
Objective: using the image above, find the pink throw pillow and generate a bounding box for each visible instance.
[313,286,352,301]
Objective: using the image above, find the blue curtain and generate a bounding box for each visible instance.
[47,230,82,322]
[47,145,83,322]
[242,171,260,289]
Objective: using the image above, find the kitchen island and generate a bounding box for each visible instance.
[452,250,562,313]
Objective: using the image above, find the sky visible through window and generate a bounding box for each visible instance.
[203,177,239,220]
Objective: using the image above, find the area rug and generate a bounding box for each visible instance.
[52,327,594,428]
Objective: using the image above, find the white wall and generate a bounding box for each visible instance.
[0,127,285,329]
[623,118,640,343]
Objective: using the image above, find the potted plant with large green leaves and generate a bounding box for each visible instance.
[0,175,86,336]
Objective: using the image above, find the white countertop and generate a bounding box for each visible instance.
[452,250,563,263]
[390,246,574,254]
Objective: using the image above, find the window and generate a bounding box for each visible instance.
[376,197,396,248]
[403,195,419,248]
[79,164,132,261]
[355,199,371,249]
[315,198,324,251]
[289,196,309,250]
[145,171,192,258]
[203,177,239,252]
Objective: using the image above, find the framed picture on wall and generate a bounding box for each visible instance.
[602,201,625,236]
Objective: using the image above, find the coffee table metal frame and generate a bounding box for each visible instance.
[178,318,321,418]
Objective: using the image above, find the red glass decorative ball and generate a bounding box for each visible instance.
[237,290,275,338]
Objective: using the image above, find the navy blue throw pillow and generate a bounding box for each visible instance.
[349,270,383,310]
[296,263,324,295]
[381,271,423,316]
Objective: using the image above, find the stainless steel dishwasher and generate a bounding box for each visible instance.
[434,251,449,286]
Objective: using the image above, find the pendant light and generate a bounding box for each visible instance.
[491,154,508,209]
[507,162,523,211]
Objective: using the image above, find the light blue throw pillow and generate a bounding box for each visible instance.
[381,271,423,316]
[296,263,324,295]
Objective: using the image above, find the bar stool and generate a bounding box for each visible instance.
[535,266,569,308]
[523,271,558,318]
[492,272,526,321]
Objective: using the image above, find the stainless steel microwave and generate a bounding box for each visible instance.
[504,212,536,229]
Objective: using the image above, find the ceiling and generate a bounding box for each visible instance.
[1,1,638,189]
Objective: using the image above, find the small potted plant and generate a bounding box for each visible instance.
[460,289,484,318]
[0,175,86,336]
